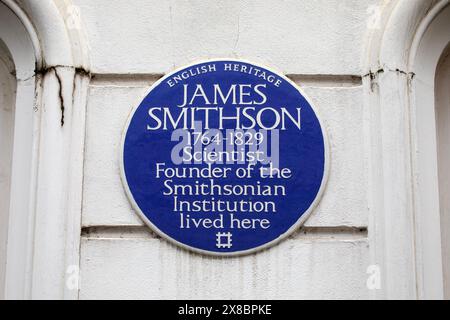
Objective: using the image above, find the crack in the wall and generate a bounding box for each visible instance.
[53,68,65,127]
[35,64,90,77]
[363,67,415,79]
[33,65,91,127]
[363,68,384,81]
[363,67,415,92]
[363,68,384,92]
[74,67,90,78]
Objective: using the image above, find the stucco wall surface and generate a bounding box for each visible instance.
[75,0,379,299]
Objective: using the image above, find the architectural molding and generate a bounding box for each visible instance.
[0,0,90,299]
[364,0,450,299]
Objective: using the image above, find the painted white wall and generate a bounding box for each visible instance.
[80,78,370,299]
[72,0,381,75]
[409,3,450,299]
[0,39,16,300]
[0,0,37,299]
[0,0,90,299]
[1,0,449,300]
[77,0,450,300]
[436,45,450,299]
[76,0,376,300]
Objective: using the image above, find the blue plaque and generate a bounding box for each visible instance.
[121,59,329,255]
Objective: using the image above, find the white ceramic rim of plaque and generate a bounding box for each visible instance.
[120,58,330,256]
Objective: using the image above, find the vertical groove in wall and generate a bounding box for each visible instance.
[89,73,363,88]
[81,225,368,241]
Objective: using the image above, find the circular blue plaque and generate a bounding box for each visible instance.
[121,59,328,255]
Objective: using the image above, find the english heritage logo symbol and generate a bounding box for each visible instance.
[120,59,329,255]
